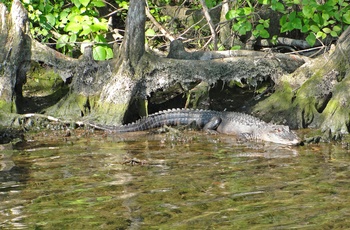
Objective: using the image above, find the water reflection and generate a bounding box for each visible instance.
[1,130,350,229]
[0,151,28,229]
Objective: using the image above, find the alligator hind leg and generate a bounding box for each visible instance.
[203,117,222,134]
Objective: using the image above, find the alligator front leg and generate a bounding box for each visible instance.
[203,116,222,133]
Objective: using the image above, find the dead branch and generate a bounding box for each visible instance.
[199,0,218,50]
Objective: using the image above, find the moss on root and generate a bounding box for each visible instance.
[253,81,297,127]
[0,100,15,114]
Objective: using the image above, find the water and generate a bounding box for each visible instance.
[1,129,350,229]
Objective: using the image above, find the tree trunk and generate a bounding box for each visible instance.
[0,0,322,134]
[0,0,30,113]
[253,27,350,140]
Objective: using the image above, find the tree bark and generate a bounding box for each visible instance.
[0,0,326,135]
[253,27,350,140]
[121,0,146,71]
[0,0,30,113]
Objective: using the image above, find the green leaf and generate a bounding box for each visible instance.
[289,11,296,21]
[80,0,90,7]
[118,1,129,9]
[56,34,69,49]
[231,45,241,50]
[105,47,114,60]
[226,9,239,20]
[263,19,269,28]
[343,11,350,24]
[60,9,70,20]
[322,27,331,33]
[94,34,106,43]
[312,13,323,25]
[332,25,342,32]
[301,25,309,33]
[205,0,215,8]
[328,20,336,25]
[72,0,81,8]
[258,0,270,4]
[259,29,270,38]
[145,28,156,36]
[243,7,252,15]
[91,0,105,7]
[322,13,330,21]
[330,31,338,37]
[234,21,252,35]
[292,18,302,30]
[46,13,56,27]
[90,21,108,32]
[93,45,106,60]
[256,24,265,30]
[65,22,82,33]
[69,33,77,43]
[80,24,92,36]
[280,15,287,26]
[310,25,320,33]
[273,2,285,12]
[306,33,316,46]
[316,31,326,39]
[302,6,314,19]
[271,35,278,45]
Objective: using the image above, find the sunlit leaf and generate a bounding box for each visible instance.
[45,13,56,27]
[91,0,105,7]
[93,45,106,60]
[145,28,156,36]
[69,33,77,43]
[65,22,82,33]
[226,9,239,20]
[243,7,252,15]
[94,34,106,43]
[316,31,326,39]
[105,47,114,60]
[322,27,331,33]
[80,24,92,36]
[231,45,241,50]
[72,0,81,8]
[80,0,90,7]
[90,22,108,32]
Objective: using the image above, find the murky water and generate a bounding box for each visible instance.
[1,129,350,229]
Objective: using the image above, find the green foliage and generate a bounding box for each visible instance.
[204,0,219,8]
[227,0,350,46]
[22,0,113,60]
[226,0,270,39]
[0,0,12,9]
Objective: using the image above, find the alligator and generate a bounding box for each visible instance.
[90,109,300,145]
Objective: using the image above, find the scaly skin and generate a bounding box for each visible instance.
[90,109,300,145]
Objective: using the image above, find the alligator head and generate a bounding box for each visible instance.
[258,125,300,145]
